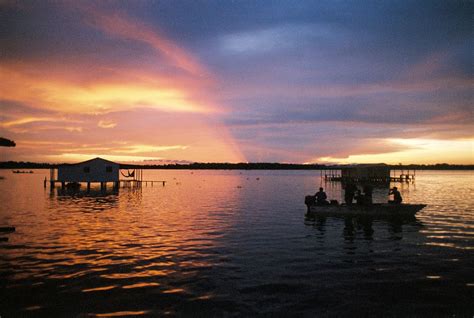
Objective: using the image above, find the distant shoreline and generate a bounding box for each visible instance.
[0,162,473,170]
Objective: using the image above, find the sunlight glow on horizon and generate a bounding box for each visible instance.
[318,138,474,165]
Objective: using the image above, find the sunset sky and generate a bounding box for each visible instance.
[1,1,472,164]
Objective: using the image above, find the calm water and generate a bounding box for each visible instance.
[0,170,473,317]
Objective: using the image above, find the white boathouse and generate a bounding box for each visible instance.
[52,157,120,190]
[46,157,165,192]
[324,163,415,183]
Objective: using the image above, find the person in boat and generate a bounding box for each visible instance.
[388,187,402,204]
[315,187,329,205]
[354,190,364,205]
[344,182,357,205]
[363,184,373,205]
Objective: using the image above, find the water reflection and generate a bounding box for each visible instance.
[0,169,472,316]
[306,214,423,242]
[48,189,120,213]
[0,170,250,316]
[50,184,128,197]
[343,216,374,241]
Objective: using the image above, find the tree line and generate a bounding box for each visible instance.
[0,161,472,170]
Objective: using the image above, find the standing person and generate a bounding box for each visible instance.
[388,187,402,204]
[354,190,364,205]
[363,184,373,205]
[344,182,357,205]
[315,187,329,205]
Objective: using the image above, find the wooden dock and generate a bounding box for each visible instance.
[45,165,167,191]
[119,179,167,187]
[44,178,166,191]
[324,175,414,182]
[321,169,416,183]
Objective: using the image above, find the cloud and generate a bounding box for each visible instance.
[0,107,246,163]
[0,62,214,114]
[1,1,472,164]
[115,144,188,154]
[45,153,164,164]
[82,6,207,77]
[219,24,335,54]
[228,119,473,164]
[98,120,117,129]
[0,4,248,163]
[1,117,60,128]
[317,138,474,165]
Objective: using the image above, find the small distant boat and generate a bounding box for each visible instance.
[0,226,15,233]
[0,226,15,242]
[12,170,34,174]
[305,196,426,217]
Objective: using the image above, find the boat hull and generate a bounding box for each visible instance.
[306,203,426,218]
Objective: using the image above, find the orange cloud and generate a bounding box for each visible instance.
[1,117,59,127]
[0,64,213,114]
[0,7,246,163]
[98,120,117,129]
[113,144,189,154]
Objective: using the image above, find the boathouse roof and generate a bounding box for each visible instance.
[339,163,390,182]
[59,157,119,166]
[340,163,388,169]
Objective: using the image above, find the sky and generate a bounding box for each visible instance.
[0,0,472,164]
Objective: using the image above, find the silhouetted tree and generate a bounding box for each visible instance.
[0,137,16,147]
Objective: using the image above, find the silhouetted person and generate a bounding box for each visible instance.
[354,190,364,205]
[363,184,373,205]
[344,182,357,205]
[388,187,402,204]
[315,187,329,205]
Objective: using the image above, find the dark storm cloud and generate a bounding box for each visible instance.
[191,1,473,148]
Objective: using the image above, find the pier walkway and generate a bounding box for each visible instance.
[321,169,416,183]
[45,179,166,191]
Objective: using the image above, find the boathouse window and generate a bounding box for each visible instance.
[83,167,90,173]
[106,166,113,173]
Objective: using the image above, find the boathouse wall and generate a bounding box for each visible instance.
[57,158,119,182]
[340,165,390,180]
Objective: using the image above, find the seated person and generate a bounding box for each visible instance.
[388,187,402,204]
[315,187,329,205]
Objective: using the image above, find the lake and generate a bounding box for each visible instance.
[0,169,473,317]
